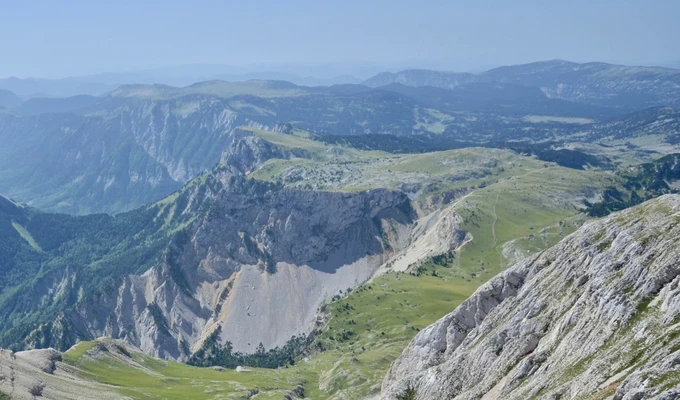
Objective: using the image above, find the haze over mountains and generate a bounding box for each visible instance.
[0,59,678,215]
[2,0,680,397]
[4,59,679,102]
[1,57,680,399]
[0,63,384,98]
[364,60,680,110]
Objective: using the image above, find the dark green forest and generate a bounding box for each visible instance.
[585,154,680,216]
[188,327,308,369]
[0,194,183,350]
[317,133,609,170]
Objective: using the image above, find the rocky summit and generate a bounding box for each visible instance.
[382,194,680,400]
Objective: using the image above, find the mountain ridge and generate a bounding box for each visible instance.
[364,60,680,110]
[0,89,22,109]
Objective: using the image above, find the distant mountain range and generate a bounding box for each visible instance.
[0,89,23,109]
[4,59,679,104]
[0,76,116,98]
[363,60,680,110]
[0,64,366,97]
[0,59,678,214]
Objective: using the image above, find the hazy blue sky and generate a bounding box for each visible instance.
[2,0,679,78]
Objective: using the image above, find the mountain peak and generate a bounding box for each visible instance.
[0,194,26,221]
[0,194,20,209]
[0,88,22,108]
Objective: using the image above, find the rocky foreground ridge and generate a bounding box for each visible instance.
[382,194,680,400]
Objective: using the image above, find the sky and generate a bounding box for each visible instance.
[1,0,679,78]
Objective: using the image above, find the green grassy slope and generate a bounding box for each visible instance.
[64,340,313,399]
[61,272,476,400]
[248,128,549,199]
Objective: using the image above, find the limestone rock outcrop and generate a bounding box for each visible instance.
[382,194,680,400]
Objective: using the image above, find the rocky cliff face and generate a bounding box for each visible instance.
[382,194,680,400]
[65,174,415,359]
[219,132,312,174]
[0,88,422,214]
[0,96,277,214]
[107,96,251,182]
[31,134,441,360]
